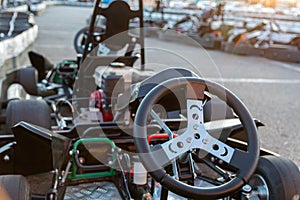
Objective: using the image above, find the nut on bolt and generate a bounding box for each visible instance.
[242,184,252,193]
[3,155,10,161]
[142,193,152,200]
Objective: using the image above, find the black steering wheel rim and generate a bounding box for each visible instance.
[133,77,259,199]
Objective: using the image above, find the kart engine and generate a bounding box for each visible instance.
[89,63,151,122]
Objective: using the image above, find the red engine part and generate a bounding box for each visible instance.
[89,90,114,122]
[147,133,178,144]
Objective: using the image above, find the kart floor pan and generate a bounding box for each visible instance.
[64,181,122,200]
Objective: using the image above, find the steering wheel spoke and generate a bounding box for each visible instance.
[191,126,235,164]
[186,99,235,163]
[159,132,194,163]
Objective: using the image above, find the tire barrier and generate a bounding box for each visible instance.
[3,5,28,13]
[0,11,38,68]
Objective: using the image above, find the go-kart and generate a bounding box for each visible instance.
[157,7,227,50]
[0,66,299,199]
[0,50,78,108]
[222,21,268,56]
[0,0,147,139]
[228,20,300,50]
[0,0,145,104]
[224,20,300,59]
[0,0,299,200]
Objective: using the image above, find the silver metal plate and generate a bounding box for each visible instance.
[64,181,122,200]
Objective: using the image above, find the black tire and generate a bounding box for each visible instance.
[17,67,38,96]
[0,175,31,200]
[249,155,300,200]
[74,26,89,54]
[73,26,105,54]
[6,99,51,133]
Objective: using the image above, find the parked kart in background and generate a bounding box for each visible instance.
[190,12,225,49]
[221,21,268,56]
[157,13,210,45]
[0,0,300,199]
[73,15,106,54]
[157,4,228,50]
[73,3,143,55]
[227,20,300,50]
[0,50,77,102]
[223,20,300,61]
[161,14,201,34]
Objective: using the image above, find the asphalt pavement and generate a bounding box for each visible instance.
[24,5,300,166]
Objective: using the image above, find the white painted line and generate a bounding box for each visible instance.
[208,78,300,84]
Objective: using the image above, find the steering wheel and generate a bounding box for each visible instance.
[134,77,259,199]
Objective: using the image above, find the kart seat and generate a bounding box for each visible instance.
[82,0,145,66]
[12,121,71,176]
[97,0,141,51]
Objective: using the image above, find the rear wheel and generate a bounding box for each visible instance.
[0,175,31,200]
[249,155,300,200]
[6,99,51,133]
[73,26,105,54]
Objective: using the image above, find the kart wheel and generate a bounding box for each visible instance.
[73,26,105,54]
[17,67,38,96]
[249,155,300,200]
[74,27,89,54]
[6,99,51,133]
[0,175,31,200]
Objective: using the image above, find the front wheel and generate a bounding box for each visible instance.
[248,155,300,200]
[0,175,31,200]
